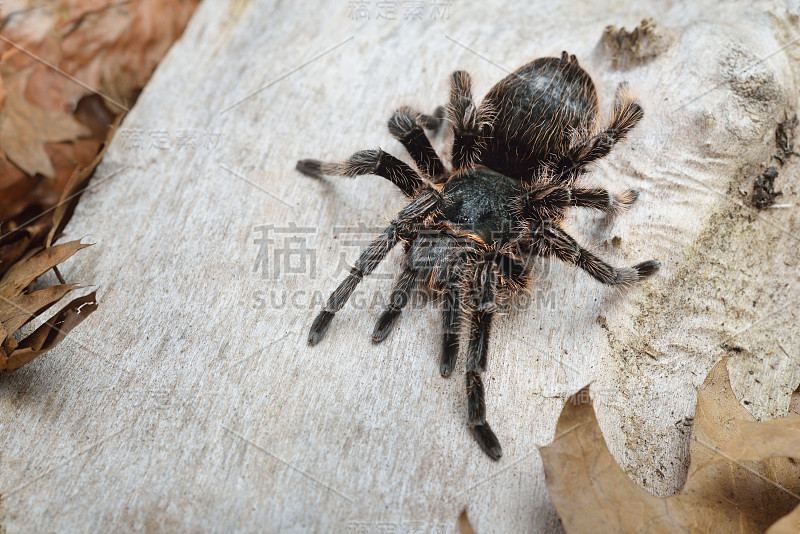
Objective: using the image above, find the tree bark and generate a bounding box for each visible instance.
[2,0,799,532]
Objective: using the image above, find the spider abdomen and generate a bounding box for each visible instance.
[480,56,599,182]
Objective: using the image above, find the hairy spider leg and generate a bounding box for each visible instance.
[440,283,461,377]
[560,50,580,65]
[388,106,446,181]
[416,105,447,132]
[296,149,424,197]
[527,221,660,286]
[447,71,490,170]
[555,83,644,182]
[526,185,640,216]
[464,260,503,460]
[371,265,418,342]
[307,189,440,345]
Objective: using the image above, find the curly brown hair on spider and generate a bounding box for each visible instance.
[297,51,660,460]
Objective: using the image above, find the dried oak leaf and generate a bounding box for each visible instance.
[0,64,91,178]
[1,0,201,113]
[46,112,124,248]
[768,503,800,534]
[457,510,477,534]
[0,239,97,373]
[0,70,6,107]
[57,0,201,110]
[5,290,98,371]
[0,37,99,217]
[540,358,800,534]
[0,1,197,222]
[0,220,50,278]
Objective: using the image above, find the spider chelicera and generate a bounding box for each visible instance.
[297,51,660,459]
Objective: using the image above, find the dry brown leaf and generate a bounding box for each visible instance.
[0,70,6,107]
[0,64,90,177]
[0,239,94,373]
[1,1,200,113]
[457,510,477,534]
[751,386,800,533]
[46,111,124,247]
[0,1,182,375]
[5,291,98,372]
[0,48,107,221]
[789,385,800,415]
[0,220,50,277]
[0,0,198,239]
[57,0,201,110]
[767,503,800,534]
[0,323,9,369]
[715,418,800,462]
[540,358,800,534]
[1,283,79,334]
[679,359,800,528]
[0,107,119,286]
[0,239,90,298]
[0,143,27,191]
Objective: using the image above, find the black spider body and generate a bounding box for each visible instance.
[440,168,523,244]
[297,52,659,460]
[474,57,598,181]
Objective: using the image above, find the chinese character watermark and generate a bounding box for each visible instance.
[252,223,318,280]
[119,128,225,151]
[343,519,452,533]
[347,0,452,20]
[250,223,561,312]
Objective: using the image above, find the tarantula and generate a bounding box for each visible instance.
[297,52,660,460]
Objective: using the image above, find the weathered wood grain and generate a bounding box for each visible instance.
[2,0,799,532]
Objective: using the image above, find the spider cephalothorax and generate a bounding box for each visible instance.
[297,51,660,460]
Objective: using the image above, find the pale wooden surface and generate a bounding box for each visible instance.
[2,1,799,532]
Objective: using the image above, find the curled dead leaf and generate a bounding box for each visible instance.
[0,2,193,375]
[5,290,97,372]
[0,220,50,277]
[0,239,90,298]
[46,112,125,248]
[0,239,96,374]
[0,0,198,235]
[540,358,800,533]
